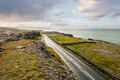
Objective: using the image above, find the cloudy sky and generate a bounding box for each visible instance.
[0,0,120,29]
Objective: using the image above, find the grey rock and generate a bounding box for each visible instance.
[0,48,4,52]
[14,31,41,40]
[63,33,73,37]
[33,42,51,58]
[4,31,13,36]
[0,39,5,43]
[14,33,22,39]
[16,46,26,49]
[22,31,41,39]
[0,38,19,43]
[21,49,26,51]
[88,38,95,41]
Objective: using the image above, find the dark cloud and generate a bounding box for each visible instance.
[0,0,61,21]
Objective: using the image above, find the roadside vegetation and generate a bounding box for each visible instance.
[0,30,77,80]
[48,33,120,79]
[46,47,65,65]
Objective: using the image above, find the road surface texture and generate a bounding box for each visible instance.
[42,35,106,80]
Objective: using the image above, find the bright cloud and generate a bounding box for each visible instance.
[74,0,120,19]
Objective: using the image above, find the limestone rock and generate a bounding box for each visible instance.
[0,48,4,52]
[16,46,26,49]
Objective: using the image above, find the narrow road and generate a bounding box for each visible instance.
[42,35,106,80]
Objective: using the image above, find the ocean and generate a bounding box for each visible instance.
[52,29,120,44]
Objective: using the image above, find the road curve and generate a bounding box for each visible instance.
[42,35,106,80]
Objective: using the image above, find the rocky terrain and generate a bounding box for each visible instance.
[0,28,77,80]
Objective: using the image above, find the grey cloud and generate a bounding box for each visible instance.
[0,0,61,21]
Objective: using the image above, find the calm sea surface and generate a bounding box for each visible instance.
[53,29,120,44]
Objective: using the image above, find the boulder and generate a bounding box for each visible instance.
[0,39,5,43]
[14,33,22,39]
[13,37,19,41]
[0,48,4,52]
[0,39,8,42]
[16,46,26,49]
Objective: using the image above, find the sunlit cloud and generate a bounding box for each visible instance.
[74,0,120,20]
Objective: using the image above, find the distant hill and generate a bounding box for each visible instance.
[0,27,19,30]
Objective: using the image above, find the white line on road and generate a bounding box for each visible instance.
[83,71,95,80]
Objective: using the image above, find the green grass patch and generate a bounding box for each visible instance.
[0,39,46,80]
[46,47,65,65]
[48,33,120,79]
[47,34,86,45]
[36,36,41,40]
[67,43,120,78]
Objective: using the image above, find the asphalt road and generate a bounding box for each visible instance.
[42,35,106,80]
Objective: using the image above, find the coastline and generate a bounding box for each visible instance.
[52,29,120,44]
[43,31,120,45]
[46,32,120,79]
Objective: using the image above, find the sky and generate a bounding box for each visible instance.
[0,0,120,29]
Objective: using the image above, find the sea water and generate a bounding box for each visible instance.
[54,29,120,44]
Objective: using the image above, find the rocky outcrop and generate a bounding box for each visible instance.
[28,42,50,58]
[34,42,50,58]
[14,31,41,39]
[28,41,78,80]
[0,38,19,43]
[22,31,41,39]
[38,59,78,80]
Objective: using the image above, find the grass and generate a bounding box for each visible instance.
[48,33,120,79]
[0,35,77,80]
[36,36,41,40]
[66,43,120,77]
[47,34,86,45]
[0,36,49,80]
[46,47,65,65]
[0,39,46,80]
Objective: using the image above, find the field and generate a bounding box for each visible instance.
[48,34,86,45]
[48,33,120,79]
